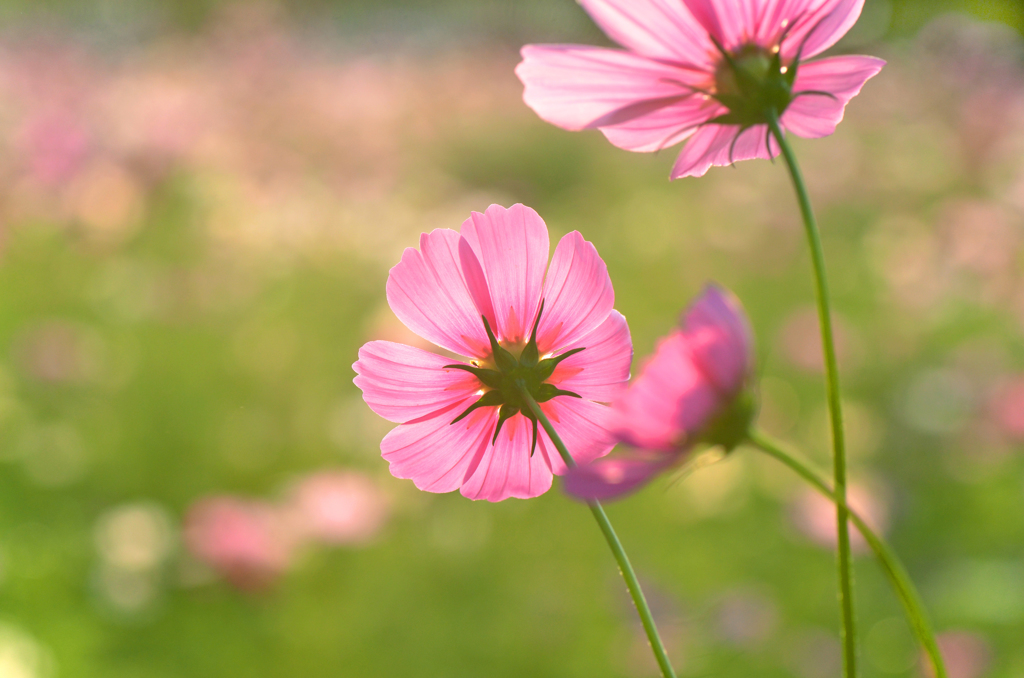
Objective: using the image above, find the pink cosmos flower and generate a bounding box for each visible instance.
[565,285,754,500]
[516,0,885,178]
[353,204,632,502]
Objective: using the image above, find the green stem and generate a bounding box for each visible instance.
[767,112,858,678]
[747,429,946,678]
[516,383,678,678]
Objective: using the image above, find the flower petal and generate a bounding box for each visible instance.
[459,204,549,346]
[353,341,482,424]
[380,405,495,495]
[598,96,725,153]
[670,124,779,179]
[681,0,763,51]
[577,0,717,66]
[563,454,674,501]
[517,44,711,134]
[613,330,721,449]
[550,310,632,403]
[386,228,490,358]
[682,285,754,395]
[534,398,617,476]
[460,414,554,501]
[780,0,865,60]
[782,55,885,138]
[536,230,615,354]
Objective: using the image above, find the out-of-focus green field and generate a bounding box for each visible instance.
[0,2,1022,677]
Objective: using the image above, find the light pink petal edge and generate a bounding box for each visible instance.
[563,454,674,501]
[682,284,754,395]
[538,230,615,354]
[517,44,710,135]
[353,341,481,424]
[385,228,489,358]
[550,310,632,404]
[782,55,885,139]
[670,124,779,179]
[460,204,549,346]
[577,0,716,66]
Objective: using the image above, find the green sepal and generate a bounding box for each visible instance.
[450,389,505,425]
[492,403,521,443]
[519,299,545,368]
[535,347,585,383]
[535,383,582,403]
[482,315,518,374]
[443,363,503,390]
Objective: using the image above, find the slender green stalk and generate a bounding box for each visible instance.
[767,112,857,677]
[747,429,946,678]
[516,383,677,678]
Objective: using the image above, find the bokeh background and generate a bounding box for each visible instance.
[0,0,1023,676]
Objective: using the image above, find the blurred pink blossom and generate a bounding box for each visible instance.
[988,376,1024,441]
[922,631,991,678]
[18,111,90,185]
[184,496,294,590]
[286,471,390,545]
[790,482,887,552]
[517,0,884,178]
[564,284,754,501]
[778,307,856,374]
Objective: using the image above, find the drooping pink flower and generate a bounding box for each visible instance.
[516,0,885,178]
[183,496,295,591]
[353,203,632,502]
[565,284,754,500]
[284,471,390,545]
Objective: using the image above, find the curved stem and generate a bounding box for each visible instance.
[516,384,678,678]
[747,429,946,678]
[767,112,857,678]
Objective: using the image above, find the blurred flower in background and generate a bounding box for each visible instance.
[184,496,294,591]
[183,470,390,590]
[284,470,390,546]
[790,481,889,553]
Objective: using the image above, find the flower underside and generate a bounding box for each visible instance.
[445,300,583,455]
[693,32,837,163]
[710,42,796,128]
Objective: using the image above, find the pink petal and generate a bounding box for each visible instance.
[517,44,711,134]
[459,204,548,346]
[681,0,763,51]
[550,310,632,403]
[682,285,754,395]
[613,330,721,449]
[598,96,726,153]
[381,406,495,495]
[780,0,865,61]
[386,229,490,358]
[460,414,554,501]
[534,398,617,476]
[670,124,779,179]
[563,454,674,501]
[577,0,717,66]
[353,341,481,424]
[782,55,885,138]
[537,230,615,353]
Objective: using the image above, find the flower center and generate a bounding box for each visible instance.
[710,43,795,128]
[445,300,583,455]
